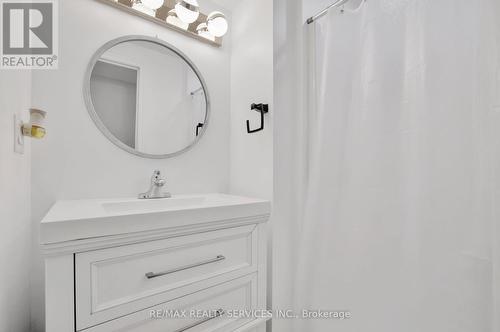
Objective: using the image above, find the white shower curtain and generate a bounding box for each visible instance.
[294,1,500,331]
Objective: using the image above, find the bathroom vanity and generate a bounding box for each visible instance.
[40,33,272,332]
[40,194,270,332]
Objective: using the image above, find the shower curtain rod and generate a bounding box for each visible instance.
[306,0,350,24]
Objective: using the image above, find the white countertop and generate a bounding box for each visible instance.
[40,193,271,245]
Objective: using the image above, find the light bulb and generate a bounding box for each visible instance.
[166,9,189,30]
[132,2,155,16]
[207,11,228,37]
[175,0,199,24]
[141,0,164,9]
[196,23,214,41]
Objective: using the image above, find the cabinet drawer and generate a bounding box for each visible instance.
[85,274,258,332]
[76,225,258,330]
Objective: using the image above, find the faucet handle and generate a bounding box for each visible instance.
[139,170,171,199]
[152,170,163,179]
[151,170,166,185]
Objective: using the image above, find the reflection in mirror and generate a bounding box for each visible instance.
[87,38,208,158]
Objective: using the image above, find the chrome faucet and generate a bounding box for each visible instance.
[138,170,172,199]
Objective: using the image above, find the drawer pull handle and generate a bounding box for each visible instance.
[173,309,224,332]
[145,255,226,279]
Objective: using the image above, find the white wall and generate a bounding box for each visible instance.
[273,0,305,331]
[229,0,273,201]
[229,1,274,330]
[30,0,231,330]
[0,72,32,331]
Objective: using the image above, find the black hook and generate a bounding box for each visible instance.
[246,103,269,134]
[196,123,204,136]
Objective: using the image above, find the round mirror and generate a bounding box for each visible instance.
[84,36,210,159]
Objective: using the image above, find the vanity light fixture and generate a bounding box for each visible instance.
[196,23,215,41]
[141,0,164,9]
[131,1,155,16]
[206,11,228,37]
[97,0,227,46]
[166,9,189,30]
[175,0,200,24]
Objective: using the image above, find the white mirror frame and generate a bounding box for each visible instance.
[83,35,211,159]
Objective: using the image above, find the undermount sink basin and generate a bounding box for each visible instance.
[102,196,206,213]
[40,193,271,245]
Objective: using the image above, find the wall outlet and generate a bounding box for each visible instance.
[14,113,24,154]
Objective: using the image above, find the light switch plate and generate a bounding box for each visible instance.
[14,114,24,154]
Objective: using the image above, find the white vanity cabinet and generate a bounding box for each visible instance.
[41,194,270,332]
